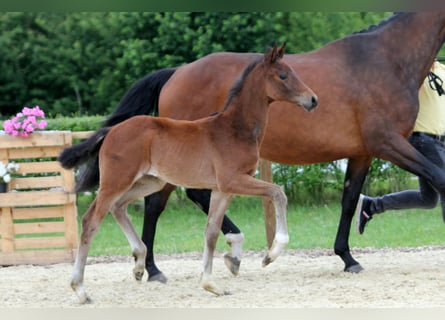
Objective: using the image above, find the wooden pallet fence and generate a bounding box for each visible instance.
[0,131,90,265]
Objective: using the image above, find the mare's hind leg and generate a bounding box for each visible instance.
[201,191,233,296]
[142,183,177,283]
[334,156,371,273]
[186,188,244,276]
[71,196,113,304]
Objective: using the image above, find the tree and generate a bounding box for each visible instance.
[0,12,392,117]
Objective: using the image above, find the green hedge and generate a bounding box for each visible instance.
[45,115,105,131]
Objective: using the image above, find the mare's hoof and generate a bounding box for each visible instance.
[224,254,241,276]
[148,272,168,284]
[344,263,364,273]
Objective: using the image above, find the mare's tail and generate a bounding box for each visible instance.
[104,67,176,126]
[60,67,176,192]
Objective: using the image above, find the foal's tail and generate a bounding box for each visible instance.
[59,67,176,192]
[58,128,110,192]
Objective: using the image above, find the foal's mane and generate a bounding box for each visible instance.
[352,12,403,35]
[218,56,263,113]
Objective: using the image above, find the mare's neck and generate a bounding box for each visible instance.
[377,13,445,87]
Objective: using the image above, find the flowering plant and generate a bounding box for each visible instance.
[3,106,48,137]
[0,161,19,183]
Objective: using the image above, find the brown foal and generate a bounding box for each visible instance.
[60,43,317,303]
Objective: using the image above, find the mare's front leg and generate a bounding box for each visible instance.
[201,191,233,296]
[334,157,372,273]
[186,188,244,276]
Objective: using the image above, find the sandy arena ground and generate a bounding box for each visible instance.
[1,246,445,308]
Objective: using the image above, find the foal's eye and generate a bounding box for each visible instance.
[278,73,288,80]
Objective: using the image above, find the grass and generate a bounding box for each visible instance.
[76,190,445,257]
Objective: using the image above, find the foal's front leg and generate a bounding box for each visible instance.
[201,191,232,296]
[112,204,147,281]
[222,174,289,266]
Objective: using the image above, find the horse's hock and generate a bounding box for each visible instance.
[0,131,87,265]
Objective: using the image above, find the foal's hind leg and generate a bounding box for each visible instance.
[71,197,110,304]
[186,188,244,276]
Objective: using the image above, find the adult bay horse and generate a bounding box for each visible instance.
[59,44,318,303]
[76,12,445,281]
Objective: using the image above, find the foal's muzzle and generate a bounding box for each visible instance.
[300,94,318,112]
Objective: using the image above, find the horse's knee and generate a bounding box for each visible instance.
[133,243,147,260]
[270,185,287,204]
[205,228,220,248]
[206,228,219,241]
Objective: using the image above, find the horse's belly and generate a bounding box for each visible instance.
[148,157,218,190]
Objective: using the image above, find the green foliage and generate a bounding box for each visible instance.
[363,158,416,196]
[273,159,416,204]
[0,12,393,118]
[45,115,105,131]
[273,162,344,204]
[0,12,425,211]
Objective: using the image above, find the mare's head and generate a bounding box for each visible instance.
[263,43,318,111]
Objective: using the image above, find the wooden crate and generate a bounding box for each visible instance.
[0,131,81,265]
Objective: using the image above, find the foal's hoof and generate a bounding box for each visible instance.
[262,255,273,267]
[133,268,145,281]
[224,254,241,276]
[72,285,92,304]
[202,282,232,296]
[79,295,93,305]
[148,272,168,284]
[344,263,364,273]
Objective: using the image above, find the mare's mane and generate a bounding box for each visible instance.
[352,12,403,35]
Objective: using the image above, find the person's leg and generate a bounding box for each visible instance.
[356,134,444,234]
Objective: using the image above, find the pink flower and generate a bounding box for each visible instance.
[22,107,33,116]
[3,120,13,132]
[38,120,47,129]
[2,106,47,137]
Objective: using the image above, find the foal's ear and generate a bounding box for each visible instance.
[265,42,286,64]
[277,42,286,59]
[265,44,279,64]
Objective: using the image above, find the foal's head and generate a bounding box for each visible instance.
[264,43,318,111]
